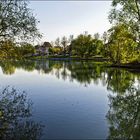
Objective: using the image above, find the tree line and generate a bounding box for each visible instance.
[50,0,140,64]
[0,0,139,65]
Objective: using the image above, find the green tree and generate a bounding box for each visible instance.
[68,35,74,57]
[0,40,18,59]
[61,36,68,56]
[109,0,140,47]
[93,38,104,56]
[72,34,94,58]
[49,47,62,55]
[102,31,109,57]
[72,33,104,58]
[20,42,35,57]
[107,24,138,64]
[0,0,41,41]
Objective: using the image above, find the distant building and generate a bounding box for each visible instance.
[35,42,52,56]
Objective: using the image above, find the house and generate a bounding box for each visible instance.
[35,42,52,56]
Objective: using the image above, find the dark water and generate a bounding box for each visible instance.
[0,60,139,139]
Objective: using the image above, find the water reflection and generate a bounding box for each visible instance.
[0,86,43,139]
[106,69,137,94]
[0,60,139,139]
[0,61,35,75]
[107,87,140,139]
[0,60,139,91]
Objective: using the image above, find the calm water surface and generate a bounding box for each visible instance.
[0,60,139,139]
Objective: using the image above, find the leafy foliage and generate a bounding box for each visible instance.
[0,0,41,41]
[0,86,43,139]
[71,33,103,58]
[107,87,140,139]
[0,40,35,60]
[109,0,140,42]
[107,24,139,64]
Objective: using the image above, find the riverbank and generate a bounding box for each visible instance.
[29,56,140,70]
[108,63,140,72]
[3,55,140,71]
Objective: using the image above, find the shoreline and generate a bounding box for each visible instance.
[46,57,109,62]
[1,57,140,71]
[108,64,140,72]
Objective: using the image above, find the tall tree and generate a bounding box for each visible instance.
[107,24,138,64]
[102,31,109,57]
[102,31,108,44]
[0,40,17,59]
[94,33,100,40]
[61,36,68,56]
[72,34,94,58]
[0,0,41,41]
[68,35,74,57]
[55,37,60,46]
[109,0,140,46]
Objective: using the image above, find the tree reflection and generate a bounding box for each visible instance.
[35,60,53,74]
[66,61,104,86]
[0,62,16,75]
[107,87,140,139]
[0,86,43,139]
[0,61,35,75]
[106,68,135,94]
[0,60,139,92]
[0,60,140,139]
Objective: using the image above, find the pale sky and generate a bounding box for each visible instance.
[29,1,112,43]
